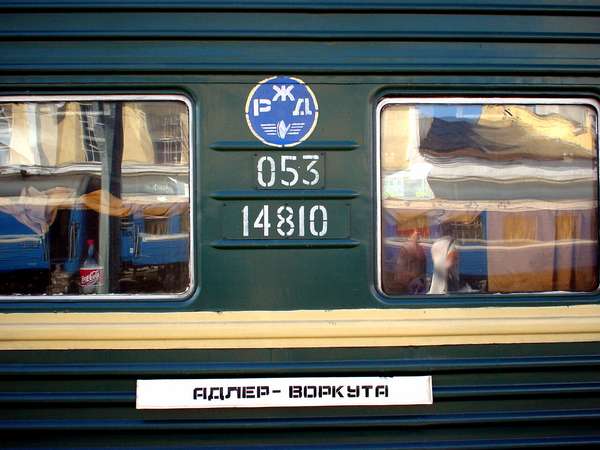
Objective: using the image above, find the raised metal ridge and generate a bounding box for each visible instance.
[4,433,600,449]
[3,382,600,404]
[1,41,598,74]
[1,354,599,375]
[1,409,600,430]
[210,189,359,200]
[1,13,600,42]
[1,0,600,14]
[211,238,360,249]
[210,140,359,151]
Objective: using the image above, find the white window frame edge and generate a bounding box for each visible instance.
[375,96,600,298]
[0,94,196,301]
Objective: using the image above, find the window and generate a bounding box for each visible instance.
[0,96,192,297]
[378,99,598,296]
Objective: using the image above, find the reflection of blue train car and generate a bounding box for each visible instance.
[63,208,86,274]
[120,212,189,267]
[62,205,189,273]
[0,211,49,272]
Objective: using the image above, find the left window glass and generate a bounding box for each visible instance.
[0,97,191,297]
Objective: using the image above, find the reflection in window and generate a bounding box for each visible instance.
[0,98,191,296]
[80,102,107,163]
[0,106,11,165]
[380,101,598,295]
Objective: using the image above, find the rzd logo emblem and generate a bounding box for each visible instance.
[245,76,319,148]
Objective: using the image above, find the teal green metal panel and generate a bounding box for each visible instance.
[2,0,600,13]
[1,3,600,448]
[0,80,598,311]
[2,343,600,448]
[2,12,600,41]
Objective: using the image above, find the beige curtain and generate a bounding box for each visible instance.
[8,103,37,165]
[38,104,58,165]
[7,102,155,166]
[555,212,597,291]
[381,106,412,172]
[487,210,597,292]
[122,103,154,164]
[179,111,189,164]
[56,102,85,164]
[8,102,86,166]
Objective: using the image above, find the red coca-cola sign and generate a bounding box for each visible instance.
[80,268,103,288]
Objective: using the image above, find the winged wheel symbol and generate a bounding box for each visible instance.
[277,120,291,139]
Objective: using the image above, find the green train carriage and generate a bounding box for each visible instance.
[1,1,600,448]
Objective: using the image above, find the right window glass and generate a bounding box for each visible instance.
[379,100,599,295]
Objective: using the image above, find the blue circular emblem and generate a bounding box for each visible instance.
[245,76,319,148]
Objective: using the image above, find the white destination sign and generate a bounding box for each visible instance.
[136,376,432,409]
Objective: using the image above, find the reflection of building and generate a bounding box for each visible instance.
[381,103,598,294]
[0,100,190,295]
[0,106,11,165]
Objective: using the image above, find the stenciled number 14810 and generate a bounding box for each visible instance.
[242,204,328,238]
